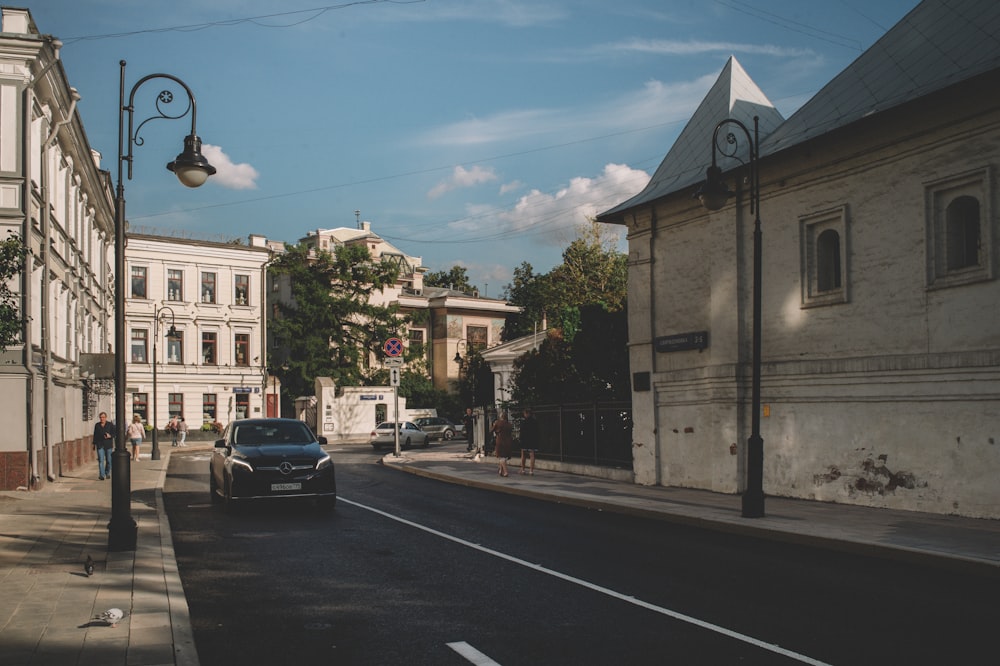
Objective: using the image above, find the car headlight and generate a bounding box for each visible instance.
[315,454,332,471]
[231,458,254,473]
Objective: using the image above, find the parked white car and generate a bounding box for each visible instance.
[369,421,429,450]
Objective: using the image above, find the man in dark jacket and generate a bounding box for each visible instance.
[462,408,475,452]
[92,412,115,480]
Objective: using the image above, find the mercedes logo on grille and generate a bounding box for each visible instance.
[278,461,294,475]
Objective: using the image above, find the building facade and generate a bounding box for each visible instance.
[598,0,1000,518]
[124,234,272,434]
[0,8,116,490]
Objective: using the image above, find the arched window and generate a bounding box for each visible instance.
[816,229,842,292]
[946,195,981,270]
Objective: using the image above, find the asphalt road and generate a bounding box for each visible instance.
[163,445,996,665]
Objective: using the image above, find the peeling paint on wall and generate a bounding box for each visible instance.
[813,454,924,497]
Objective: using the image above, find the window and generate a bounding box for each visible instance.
[167,269,183,301]
[131,329,147,363]
[202,331,217,365]
[132,392,148,424]
[467,325,488,353]
[927,168,993,288]
[234,274,250,305]
[408,329,426,358]
[203,394,217,421]
[800,206,849,307]
[235,393,249,420]
[201,272,216,303]
[235,333,250,366]
[168,393,183,419]
[946,196,981,270]
[131,266,147,299]
[166,330,183,364]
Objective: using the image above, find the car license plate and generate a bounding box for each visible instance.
[271,482,301,492]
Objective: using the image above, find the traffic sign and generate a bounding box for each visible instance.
[384,357,403,367]
[383,337,403,357]
[389,367,400,387]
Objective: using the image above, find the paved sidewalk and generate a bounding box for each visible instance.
[0,449,196,666]
[381,444,1000,577]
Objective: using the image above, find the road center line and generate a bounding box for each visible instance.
[446,641,502,665]
[340,496,832,666]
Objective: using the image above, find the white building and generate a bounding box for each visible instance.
[124,233,272,433]
[0,8,116,489]
[598,0,1000,518]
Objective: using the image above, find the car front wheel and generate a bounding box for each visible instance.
[210,473,221,504]
[443,429,455,440]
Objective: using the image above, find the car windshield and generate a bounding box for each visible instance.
[233,421,313,446]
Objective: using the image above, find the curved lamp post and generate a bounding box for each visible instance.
[150,305,178,461]
[694,115,765,518]
[110,60,216,551]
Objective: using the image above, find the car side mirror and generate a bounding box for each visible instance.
[214,439,226,448]
[317,436,328,446]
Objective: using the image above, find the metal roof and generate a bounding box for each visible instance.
[598,0,1000,222]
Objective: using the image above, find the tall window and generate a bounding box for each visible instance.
[167,269,183,301]
[203,394,217,422]
[234,274,250,305]
[235,333,250,366]
[167,330,183,364]
[168,393,183,419]
[235,393,249,420]
[131,329,147,363]
[132,392,148,423]
[946,196,981,271]
[131,266,147,299]
[800,206,849,307]
[927,169,992,289]
[467,325,488,353]
[202,331,217,365]
[201,272,216,304]
[816,229,842,293]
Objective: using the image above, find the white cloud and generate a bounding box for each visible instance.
[201,145,259,190]
[428,165,498,199]
[597,38,815,59]
[499,180,523,195]
[452,163,649,247]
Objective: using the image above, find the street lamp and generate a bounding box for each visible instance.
[150,305,178,461]
[110,60,216,551]
[695,115,765,518]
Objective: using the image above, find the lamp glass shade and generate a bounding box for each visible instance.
[696,165,732,211]
[167,134,217,188]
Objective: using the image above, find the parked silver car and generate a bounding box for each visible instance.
[369,421,429,450]
[414,416,462,441]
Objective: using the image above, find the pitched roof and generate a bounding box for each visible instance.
[762,0,1000,153]
[598,0,1000,221]
[598,57,783,220]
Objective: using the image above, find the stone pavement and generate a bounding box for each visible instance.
[381,443,1000,578]
[0,448,196,666]
[1,440,998,666]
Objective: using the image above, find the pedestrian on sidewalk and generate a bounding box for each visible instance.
[518,407,539,475]
[490,411,513,477]
[177,415,188,446]
[127,414,144,461]
[92,411,114,480]
[462,407,475,452]
[168,414,179,447]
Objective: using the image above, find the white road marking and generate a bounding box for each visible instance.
[340,497,832,666]
[446,641,502,665]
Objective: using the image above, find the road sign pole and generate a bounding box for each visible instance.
[393,385,400,457]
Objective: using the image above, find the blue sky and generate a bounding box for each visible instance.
[29,0,918,295]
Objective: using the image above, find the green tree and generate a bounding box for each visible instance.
[424,265,473,292]
[0,232,27,351]
[268,243,403,401]
[501,261,550,340]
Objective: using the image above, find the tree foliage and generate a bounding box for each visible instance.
[503,221,630,404]
[0,232,27,351]
[268,243,403,401]
[424,265,473,292]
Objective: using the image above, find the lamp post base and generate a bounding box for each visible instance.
[741,433,765,518]
[151,429,161,461]
[108,448,137,551]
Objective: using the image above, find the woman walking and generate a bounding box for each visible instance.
[490,411,513,477]
[127,414,145,461]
